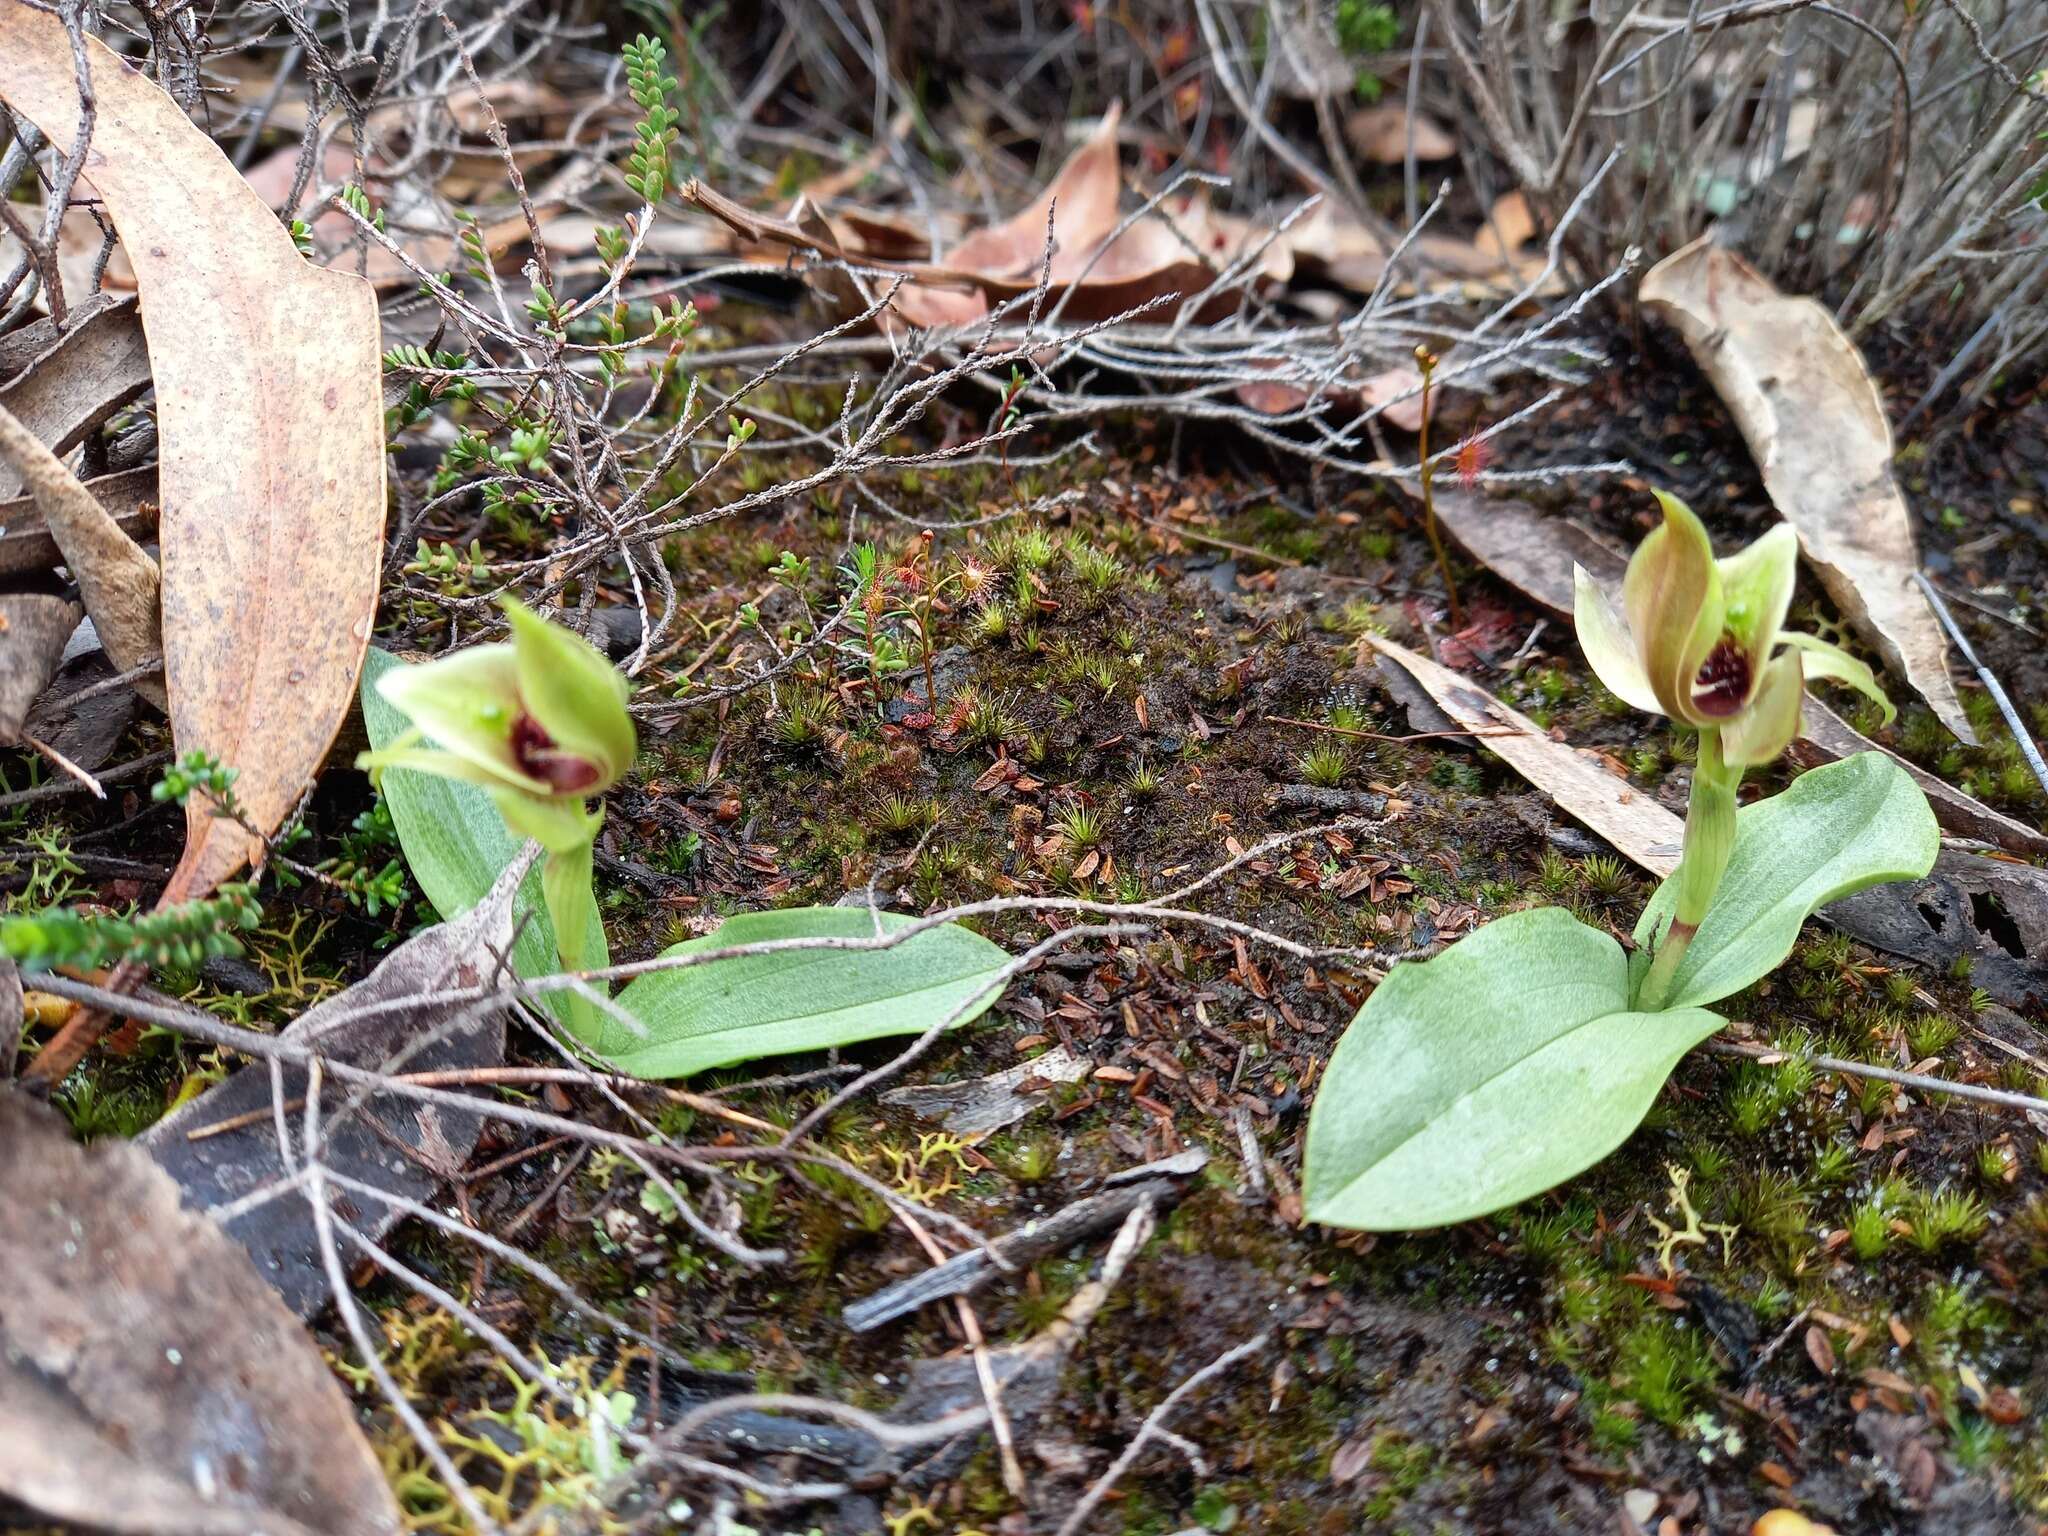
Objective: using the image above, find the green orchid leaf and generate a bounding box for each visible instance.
[607,907,1009,1080]
[360,648,607,1024]
[1634,752,1937,1010]
[1303,907,1723,1231]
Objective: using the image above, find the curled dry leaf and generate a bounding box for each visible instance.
[0,294,150,496]
[0,10,387,901]
[687,104,1286,331]
[0,310,73,377]
[0,1090,402,1536]
[1346,102,1457,164]
[142,853,520,1317]
[0,592,83,741]
[0,400,164,709]
[1640,237,1972,743]
[0,462,157,577]
[946,102,1128,282]
[687,110,1546,335]
[1431,485,2048,859]
[22,645,144,775]
[1366,632,1684,876]
[1284,191,1550,295]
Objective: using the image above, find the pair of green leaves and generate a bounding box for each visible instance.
[360,650,1009,1076]
[1303,753,1937,1231]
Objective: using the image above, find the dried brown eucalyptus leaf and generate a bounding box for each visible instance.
[1346,103,1456,164]
[686,104,1275,330]
[1640,237,1972,743]
[1432,485,1630,612]
[0,399,164,708]
[0,1090,403,1536]
[0,11,386,901]
[1367,632,1685,875]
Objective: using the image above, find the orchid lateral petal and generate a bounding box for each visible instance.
[1779,631,1896,725]
[503,599,635,789]
[1573,565,1663,715]
[372,644,549,793]
[1624,491,1724,726]
[1719,650,1805,766]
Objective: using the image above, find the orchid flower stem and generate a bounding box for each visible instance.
[1638,728,1739,1011]
[540,837,601,1040]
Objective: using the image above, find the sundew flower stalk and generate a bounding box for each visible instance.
[1574,492,1893,1009]
[358,599,634,1028]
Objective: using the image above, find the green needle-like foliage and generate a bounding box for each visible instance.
[1,884,262,974]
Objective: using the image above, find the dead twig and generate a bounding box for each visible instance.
[1707,1037,2048,1118]
[1915,571,2048,797]
[1053,1328,1273,1536]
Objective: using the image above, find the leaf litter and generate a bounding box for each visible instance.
[140,854,520,1318]
[0,8,386,902]
[0,1090,402,1536]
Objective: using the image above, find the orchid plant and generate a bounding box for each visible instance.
[1575,492,1892,1009]
[360,598,633,1032]
[357,604,1015,1080]
[1304,492,1938,1231]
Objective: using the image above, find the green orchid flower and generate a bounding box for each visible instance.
[1573,490,1891,766]
[1573,491,1894,1009]
[358,599,634,1025]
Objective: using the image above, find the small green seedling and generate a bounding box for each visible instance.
[1303,491,1938,1230]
